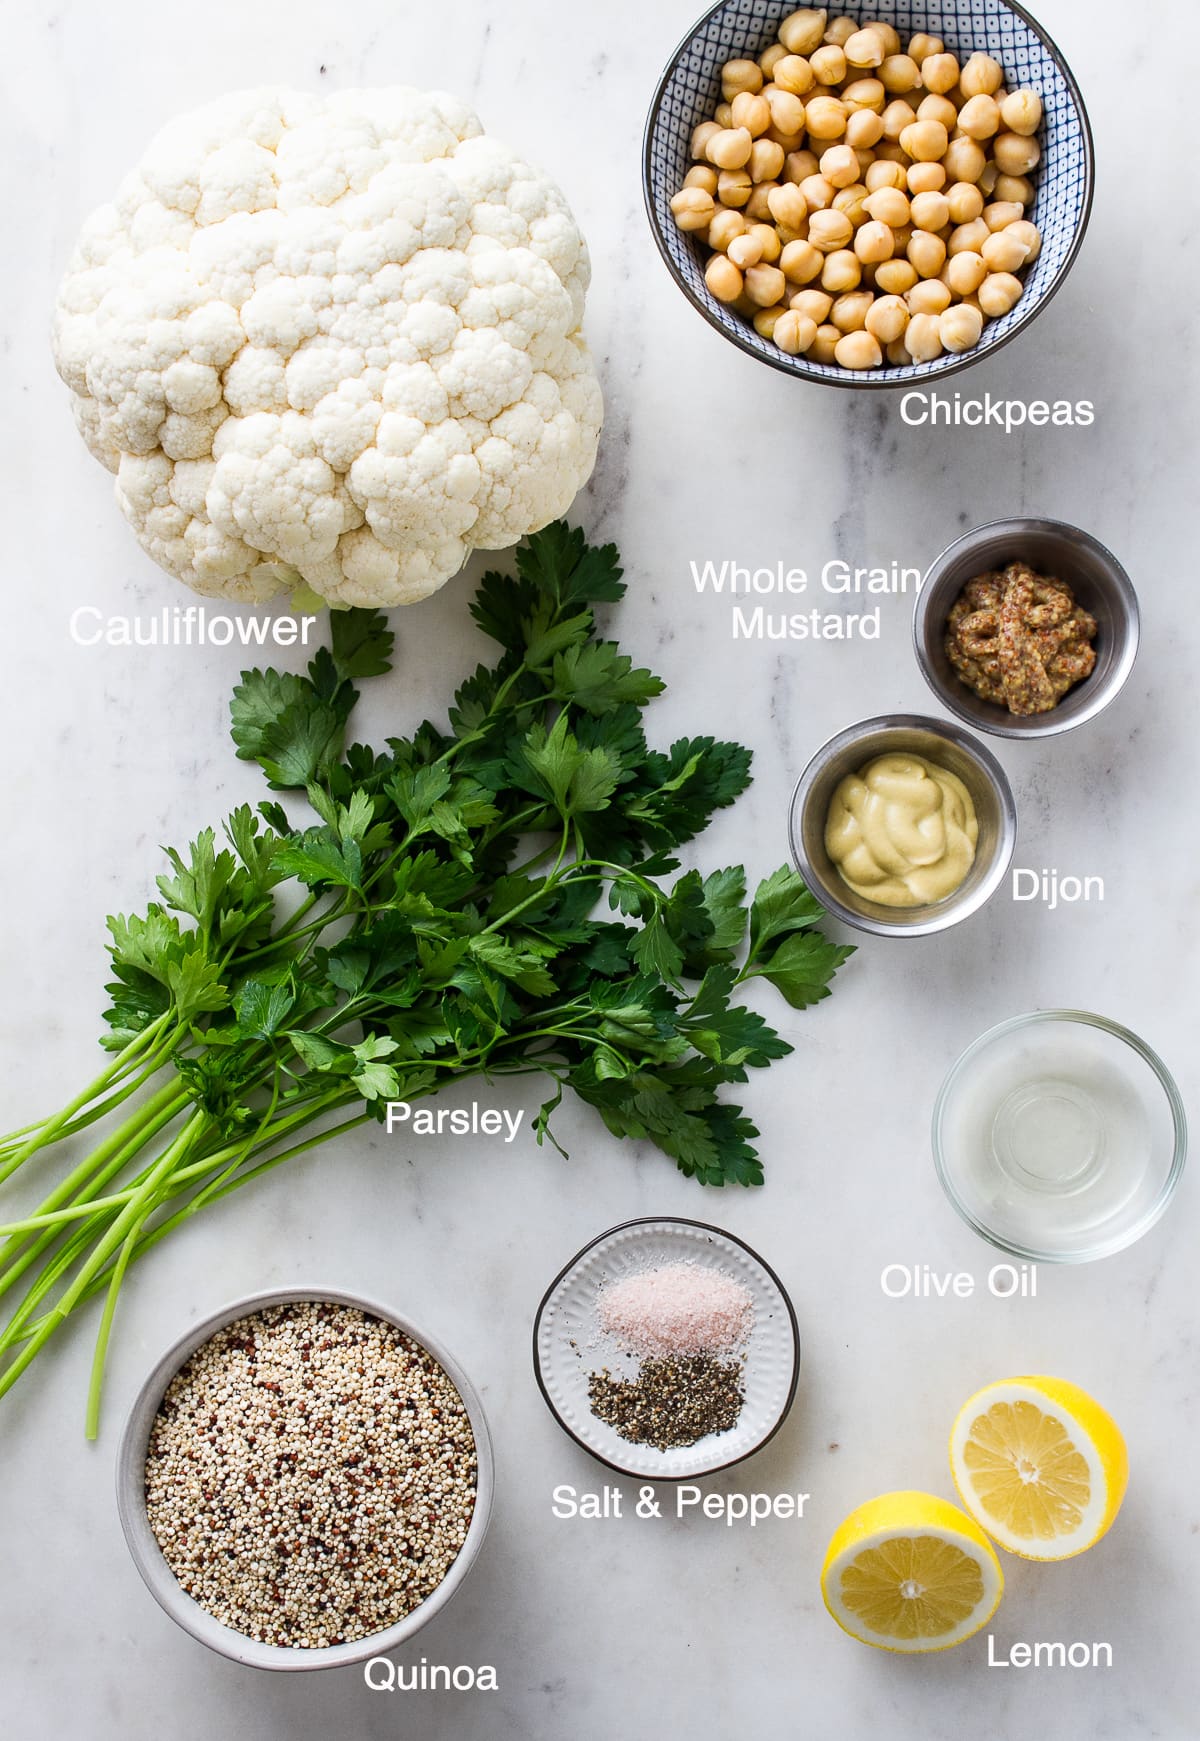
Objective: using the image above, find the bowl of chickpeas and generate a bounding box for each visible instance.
[643,2,1092,383]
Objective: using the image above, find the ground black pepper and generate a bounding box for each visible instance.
[587,1355,745,1450]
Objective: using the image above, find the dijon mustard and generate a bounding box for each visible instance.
[825,752,978,907]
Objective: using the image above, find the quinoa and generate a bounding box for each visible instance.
[144,1301,477,1648]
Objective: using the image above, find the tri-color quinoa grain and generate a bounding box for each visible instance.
[144,1301,476,1648]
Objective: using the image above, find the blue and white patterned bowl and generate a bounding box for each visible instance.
[643,0,1093,388]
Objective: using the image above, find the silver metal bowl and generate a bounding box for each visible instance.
[913,519,1139,738]
[117,1285,494,1672]
[788,714,1017,938]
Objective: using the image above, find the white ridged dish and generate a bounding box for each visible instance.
[533,1218,800,1479]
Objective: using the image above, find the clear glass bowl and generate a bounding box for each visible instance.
[933,1011,1187,1263]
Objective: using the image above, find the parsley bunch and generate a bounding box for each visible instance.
[0,524,851,1432]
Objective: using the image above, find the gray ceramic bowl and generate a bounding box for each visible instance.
[117,1285,494,1672]
[644,0,1094,389]
[789,714,1016,937]
[913,518,1139,738]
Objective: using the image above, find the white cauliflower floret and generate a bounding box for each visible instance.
[53,86,603,606]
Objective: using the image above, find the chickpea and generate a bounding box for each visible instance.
[707,126,753,170]
[808,207,854,251]
[716,168,753,207]
[705,253,743,302]
[773,309,818,354]
[875,257,918,294]
[833,182,870,225]
[860,293,906,343]
[920,51,959,94]
[760,41,788,78]
[812,144,854,189]
[1001,89,1043,136]
[947,217,990,256]
[906,33,944,66]
[764,87,808,137]
[906,161,946,195]
[707,208,747,251]
[791,287,833,321]
[821,248,862,291]
[886,336,910,364]
[745,181,781,222]
[749,138,786,183]
[881,98,917,140]
[983,199,1024,231]
[890,223,913,251]
[900,119,949,162]
[752,303,784,338]
[978,271,1024,316]
[731,91,772,138]
[909,190,950,232]
[776,239,821,285]
[844,26,885,67]
[843,76,886,113]
[835,328,883,368]
[978,161,1000,195]
[778,7,827,55]
[907,230,947,278]
[766,182,809,230]
[853,219,895,263]
[782,149,818,184]
[994,173,1035,206]
[831,289,874,331]
[907,277,952,315]
[982,228,1031,273]
[905,311,943,360]
[957,93,1001,139]
[670,187,717,232]
[683,166,718,197]
[945,181,985,223]
[1006,219,1041,262]
[846,108,885,148]
[727,229,765,269]
[823,15,858,48]
[866,159,907,192]
[798,173,836,212]
[714,102,734,128]
[864,185,910,225]
[917,93,959,130]
[691,120,720,162]
[874,140,909,163]
[879,52,920,93]
[959,52,1004,98]
[810,323,841,363]
[993,131,1041,175]
[722,58,764,100]
[774,53,816,95]
[806,45,843,87]
[744,262,787,306]
[937,141,981,186]
[806,95,849,138]
[937,303,984,353]
[945,249,988,296]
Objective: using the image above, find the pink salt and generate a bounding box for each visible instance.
[597,1263,754,1358]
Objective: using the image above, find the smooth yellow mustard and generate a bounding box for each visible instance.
[825,752,978,908]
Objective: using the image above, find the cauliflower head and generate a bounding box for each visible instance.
[53,88,603,606]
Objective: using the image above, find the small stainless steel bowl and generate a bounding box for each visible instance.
[117,1285,494,1672]
[913,519,1139,738]
[788,715,1016,939]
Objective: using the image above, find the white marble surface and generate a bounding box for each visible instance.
[1,1,1197,1736]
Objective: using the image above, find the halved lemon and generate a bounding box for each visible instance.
[821,1491,1004,1653]
[950,1376,1128,1561]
